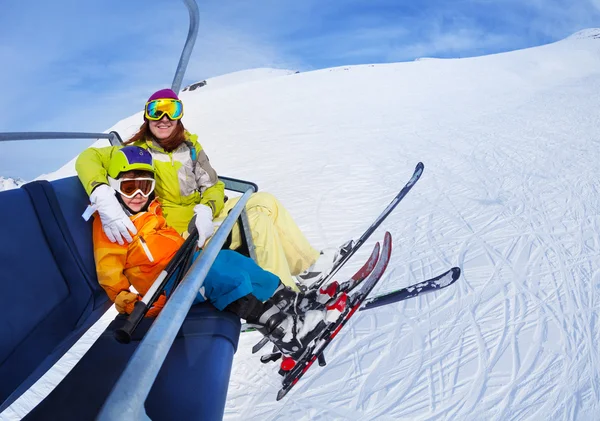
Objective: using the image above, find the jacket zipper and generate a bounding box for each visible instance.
[139,237,155,262]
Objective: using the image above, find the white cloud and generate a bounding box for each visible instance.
[3,0,600,179]
[391,22,518,60]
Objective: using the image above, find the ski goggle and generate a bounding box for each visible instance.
[144,99,184,121]
[109,177,156,198]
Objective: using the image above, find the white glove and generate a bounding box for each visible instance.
[90,184,137,245]
[193,204,215,247]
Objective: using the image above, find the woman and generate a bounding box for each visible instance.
[76,88,334,291]
[92,146,339,358]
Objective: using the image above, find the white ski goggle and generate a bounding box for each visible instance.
[108,177,156,198]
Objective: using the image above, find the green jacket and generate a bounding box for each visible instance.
[76,132,225,234]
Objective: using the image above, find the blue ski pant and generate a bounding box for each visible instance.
[165,249,280,310]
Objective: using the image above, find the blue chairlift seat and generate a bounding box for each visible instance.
[0,177,241,420]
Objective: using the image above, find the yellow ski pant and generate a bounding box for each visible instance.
[216,192,319,292]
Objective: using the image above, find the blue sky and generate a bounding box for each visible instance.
[1,0,599,179]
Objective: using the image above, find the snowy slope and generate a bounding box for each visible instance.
[4,32,600,420]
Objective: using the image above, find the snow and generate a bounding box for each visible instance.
[0,176,25,191]
[3,32,600,420]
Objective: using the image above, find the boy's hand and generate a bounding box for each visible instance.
[146,294,167,318]
[115,291,140,314]
[90,184,137,245]
[193,204,215,247]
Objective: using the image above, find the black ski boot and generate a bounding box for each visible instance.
[256,305,328,359]
[226,293,329,359]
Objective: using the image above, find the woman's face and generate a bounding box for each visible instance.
[149,115,177,140]
[120,191,149,213]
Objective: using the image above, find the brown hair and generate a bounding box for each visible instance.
[125,120,187,152]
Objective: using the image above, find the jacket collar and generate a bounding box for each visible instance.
[144,131,193,154]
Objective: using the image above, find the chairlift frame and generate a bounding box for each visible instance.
[0,1,256,419]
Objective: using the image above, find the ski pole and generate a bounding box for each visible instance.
[169,234,197,294]
[114,228,199,344]
[311,162,424,291]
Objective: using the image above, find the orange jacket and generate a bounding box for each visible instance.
[93,199,185,316]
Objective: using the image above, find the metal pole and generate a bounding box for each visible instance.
[0,132,113,142]
[97,189,254,421]
[171,0,199,94]
[217,176,258,262]
[108,131,124,146]
[240,208,258,262]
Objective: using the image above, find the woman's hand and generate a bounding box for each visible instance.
[90,184,137,245]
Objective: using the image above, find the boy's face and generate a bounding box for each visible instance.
[121,191,149,213]
[117,170,153,213]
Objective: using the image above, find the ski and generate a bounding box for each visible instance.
[360,267,461,310]
[330,240,381,295]
[276,231,393,400]
[308,162,423,292]
[244,266,459,335]
[243,242,381,337]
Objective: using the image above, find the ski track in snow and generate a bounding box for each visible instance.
[5,36,600,421]
[221,61,600,419]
